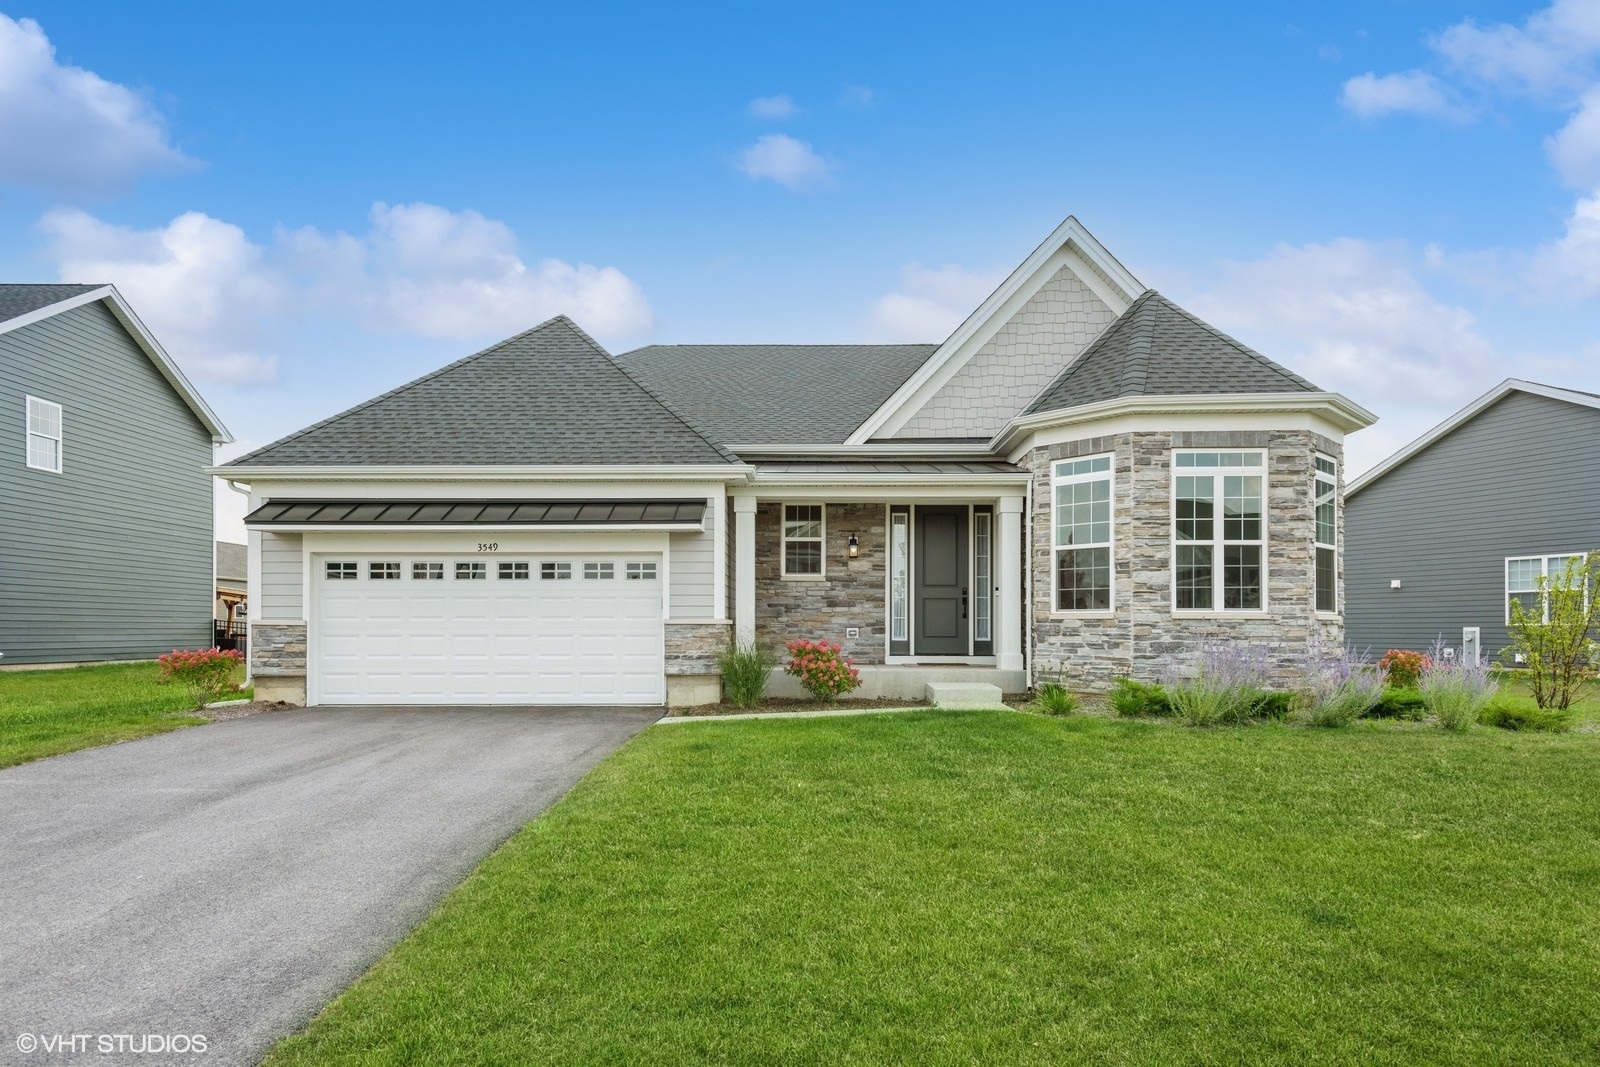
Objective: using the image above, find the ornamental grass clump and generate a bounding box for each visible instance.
[157,647,244,709]
[784,639,862,703]
[1162,641,1275,726]
[1305,643,1386,728]
[716,640,776,709]
[1419,638,1496,731]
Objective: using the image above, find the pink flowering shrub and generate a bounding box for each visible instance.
[158,647,245,709]
[784,638,862,703]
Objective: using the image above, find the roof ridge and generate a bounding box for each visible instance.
[619,342,940,354]
[226,315,579,467]
[1118,290,1157,397]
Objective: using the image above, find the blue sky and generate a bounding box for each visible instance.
[2,1,1597,538]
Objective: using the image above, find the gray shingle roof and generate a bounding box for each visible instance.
[215,541,247,581]
[615,343,938,444]
[1024,291,1322,415]
[225,316,738,467]
[0,284,104,324]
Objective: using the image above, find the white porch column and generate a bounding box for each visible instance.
[996,495,1026,671]
[734,496,757,646]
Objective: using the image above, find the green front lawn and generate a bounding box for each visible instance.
[270,712,1600,1065]
[0,661,242,768]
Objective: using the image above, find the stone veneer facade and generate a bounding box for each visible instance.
[665,620,731,675]
[1027,429,1345,691]
[754,501,887,662]
[250,621,307,703]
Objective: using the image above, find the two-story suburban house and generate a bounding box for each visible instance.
[1346,379,1600,664]
[218,217,1375,707]
[0,285,232,666]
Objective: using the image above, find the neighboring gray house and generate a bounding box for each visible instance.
[1346,380,1600,664]
[0,285,233,666]
[218,217,1374,708]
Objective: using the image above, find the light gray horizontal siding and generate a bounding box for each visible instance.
[1346,391,1600,660]
[0,302,214,662]
[670,525,716,619]
[258,532,304,619]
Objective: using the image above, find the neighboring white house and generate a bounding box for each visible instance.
[216,217,1374,707]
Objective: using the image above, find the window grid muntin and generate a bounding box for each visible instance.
[1052,453,1114,612]
[455,561,487,580]
[1172,451,1267,612]
[369,561,401,580]
[498,561,530,580]
[540,562,572,581]
[25,396,62,473]
[782,503,825,576]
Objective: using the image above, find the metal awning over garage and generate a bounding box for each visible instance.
[245,499,707,529]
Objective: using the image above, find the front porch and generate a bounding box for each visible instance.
[729,465,1031,700]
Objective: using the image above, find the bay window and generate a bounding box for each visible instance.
[1053,455,1112,611]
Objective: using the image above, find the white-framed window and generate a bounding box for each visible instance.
[455,561,487,580]
[889,510,909,643]
[412,562,444,580]
[1173,450,1266,612]
[325,561,357,580]
[369,561,401,581]
[499,561,530,580]
[782,503,824,577]
[584,561,615,580]
[1314,456,1337,613]
[1506,554,1588,623]
[541,561,572,581]
[25,396,62,473]
[1053,455,1113,611]
[626,561,657,581]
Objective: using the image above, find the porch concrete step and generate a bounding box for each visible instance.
[926,681,1008,710]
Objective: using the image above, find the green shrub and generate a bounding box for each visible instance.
[1248,690,1295,722]
[1029,681,1078,716]
[1111,678,1172,717]
[1479,700,1575,733]
[783,639,862,703]
[717,640,776,709]
[1365,687,1427,720]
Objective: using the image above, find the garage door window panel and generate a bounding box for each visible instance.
[413,562,444,580]
[585,562,615,580]
[542,562,573,580]
[456,562,487,580]
[499,562,530,580]
[370,562,401,580]
[326,561,357,580]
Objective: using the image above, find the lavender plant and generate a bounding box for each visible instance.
[1305,642,1386,728]
[1420,637,1497,731]
[1162,641,1275,726]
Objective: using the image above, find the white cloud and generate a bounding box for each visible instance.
[736,134,835,192]
[36,201,656,384]
[0,14,195,194]
[839,84,875,107]
[865,263,1004,341]
[1187,238,1503,408]
[746,94,797,120]
[1526,186,1600,296]
[1340,71,1458,118]
[1546,87,1600,186]
[39,209,283,384]
[1434,0,1600,95]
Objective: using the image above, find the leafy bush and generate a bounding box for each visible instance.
[1420,638,1496,731]
[1378,649,1428,689]
[1249,690,1296,722]
[783,639,862,703]
[716,640,776,709]
[1479,700,1575,733]
[1163,642,1275,726]
[1029,681,1078,716]
[158,647,244,709]
[1110,678,1172,717]
[1501,550,1600,710]
[1305,645,1386,728]
[1365,687,1427,720]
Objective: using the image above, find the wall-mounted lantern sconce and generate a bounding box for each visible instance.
[847,532,861,559]
[1390,579,1403,590]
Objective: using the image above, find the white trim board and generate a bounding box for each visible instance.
[1347,379,1600,497]
[1,285,233,443]
[847,217,1144,445]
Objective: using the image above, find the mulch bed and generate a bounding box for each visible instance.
[667,697,933,718]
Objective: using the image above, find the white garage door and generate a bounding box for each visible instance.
[314,555,664,705]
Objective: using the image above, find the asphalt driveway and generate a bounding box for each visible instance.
[0,705,660,1066]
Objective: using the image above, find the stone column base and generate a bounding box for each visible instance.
[667,674,722,707]
[253,674,306,705]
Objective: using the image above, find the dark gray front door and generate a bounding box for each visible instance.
[915,506,968,655]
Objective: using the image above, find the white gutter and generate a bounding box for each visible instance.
[208,464,756,481]
[246,522,708,533]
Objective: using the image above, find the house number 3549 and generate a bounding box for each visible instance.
[477,543,499,552]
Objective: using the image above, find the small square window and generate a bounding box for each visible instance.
[499,561,530,580]
[584,561,615,580]
[369,561,401,580]
[625,561,657,581]
[325,561,357,580]
[412,562,444,580]
[541,561,573,580]
[455,561,487,580]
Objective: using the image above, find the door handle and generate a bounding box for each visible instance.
[961,586,968,619]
